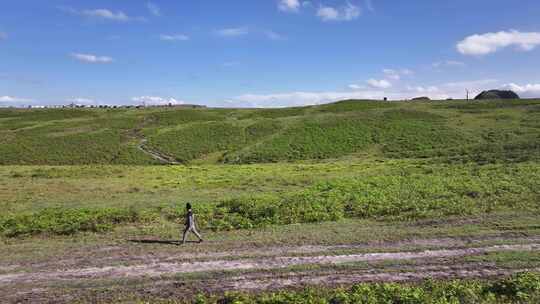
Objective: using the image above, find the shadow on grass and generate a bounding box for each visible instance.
[127,239,201,245]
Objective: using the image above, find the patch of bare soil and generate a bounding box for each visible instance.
[4,262,538,304]
[2,236,540,303]
[4,234,539,274]
[1,243,538,286]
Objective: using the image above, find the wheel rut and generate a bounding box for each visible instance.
[1,243,539,286]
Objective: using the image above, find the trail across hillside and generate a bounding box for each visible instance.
[132,116,180,165]
[137,137,180,164]
[1,235,540,303]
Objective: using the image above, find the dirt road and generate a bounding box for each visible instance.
[1,235,539,303]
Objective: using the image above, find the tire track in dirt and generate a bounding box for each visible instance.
[10,234,537,273]
[1,243,539,286]
[227,267,540,291]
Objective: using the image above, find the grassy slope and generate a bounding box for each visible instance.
[1,99,539,165]
[2,99,540,302]
[1,99,540,237]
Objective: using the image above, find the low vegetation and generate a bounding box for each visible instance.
[1,162,538,237]
[153,272,540,303]
[1,99,539,165]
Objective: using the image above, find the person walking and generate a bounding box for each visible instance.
[182,203,203,244]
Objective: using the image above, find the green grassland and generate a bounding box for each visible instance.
[1,99,539,165]
[2,161,539,237]
[0,99,539,238]
[181,272,540,304]
[1,98,539,302]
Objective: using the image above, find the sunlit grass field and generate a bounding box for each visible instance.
[1,99,539,165]
[0,98,539,237]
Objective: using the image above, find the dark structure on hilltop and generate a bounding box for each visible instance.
[412,96,431,101]
[474,90,520,100]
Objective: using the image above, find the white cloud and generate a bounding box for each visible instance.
[215,27,249,37]
[0,96,34,103]
[232,91,386,108]
[147,2,161,16]
[382,68,413,80]
[160,34,190,41]
[265,30,285,40]
[442,79,498,88]
[383,69,400,80]
[59,7,145,22]
[278,0,301,12]
[407,85,440,93]
[457,30,540,55]
[71,53,114,64]
[229,77,505,107]
[132,96,185,106]
[406,86,450,100]
[501,83,540,98]
[317,7,339,21]
[82,9,130,22]
[0,32,7,40]
[400,68,413,75]
[230,87,450,108]
[405,79,499,100]
[348,84,364,90]
[367,79,392,89]
[317,3,360,22]
[432,60,466,68]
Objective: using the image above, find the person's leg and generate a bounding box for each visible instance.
[182,227,190,244]
[192,226,203,242]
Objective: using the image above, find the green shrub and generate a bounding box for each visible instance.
[2,163,539,237]
[0,207,141,237]
[488,272,540,301]
[188,273,540,304]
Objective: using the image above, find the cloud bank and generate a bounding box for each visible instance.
[501,83,540,98]
[457,30,540,55]
[228,79,505,108]
[131,96,186,105]
[0,96,34,103]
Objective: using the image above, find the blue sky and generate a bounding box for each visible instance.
[1,0,540,107]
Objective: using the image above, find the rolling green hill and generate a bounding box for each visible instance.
[1,99,539,165]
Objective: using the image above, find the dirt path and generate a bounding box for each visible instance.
[137,138,180,164]
[131,116,180,165]
[4,234,538,273]
[2,236,540,303]
[1,243,538,286]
